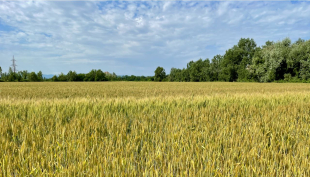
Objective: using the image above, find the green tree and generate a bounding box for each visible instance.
[17,71,24,81]
[67,70,77,81]
[84,70,96,81]
[181,68,190,82]
[294,38,305,45]
[219,38,257,82]
[154,66,166,81]
[106,72,117,81]
[188,59,201,82]
[201,59,211,81]
[210,55,223,81]
[58,73,67,81]
[287,39,310,79]
[300,60,310,81]
[95,69,106,81]
[0,66,2,79]
[186,58,211,82]
[21,70,28,80]
[51,75,58,81]
[1,72,7,81]
[219,47,244,81]
[37,71,43,81]
[76,73,85,81]
[28,72,38,82]
[265,40,274,47]
[253,38,292,82]
[237,38,257,81]
[169,68,182,82]
[84,69,107,81]
[8,67,16,81]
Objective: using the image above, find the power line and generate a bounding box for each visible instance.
[11,55,17,73]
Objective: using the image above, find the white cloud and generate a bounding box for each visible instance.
[0,1,309,75]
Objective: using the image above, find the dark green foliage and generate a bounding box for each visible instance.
[47,71,153,82]
[58,73,67,81]
[169,68,182,82]
[51,75,58,81]
[168,38,310,83]
[210,55,223,81]
[154,66,166,82]
[28,72,39,82]
[95,70,106,81]
[220,47,244,81]
[116,75,154,81]
[218,38,257,82]
[186,58,212,82]
[37,71,43,81]
[20,70,28,80]
[84,69,106,81]
[76,73,86,81]
[7,67,16,81]
[67,71,77,81]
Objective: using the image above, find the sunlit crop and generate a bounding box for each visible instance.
[1,82,310,176]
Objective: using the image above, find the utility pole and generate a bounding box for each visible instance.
[11,55,17,73]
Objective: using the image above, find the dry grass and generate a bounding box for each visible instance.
[1,82,310,176]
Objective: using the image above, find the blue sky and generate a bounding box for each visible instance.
[0,1,310,76]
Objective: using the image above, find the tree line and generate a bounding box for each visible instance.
[1,37,309,82]
[50,70,154,82]
[0,68,154,82]
[154,38,310,82]
[0,67,44,82]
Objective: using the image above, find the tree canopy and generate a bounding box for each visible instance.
[167,38,310,83]
[154,66,166,82]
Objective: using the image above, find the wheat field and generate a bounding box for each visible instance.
[1,82,310,176]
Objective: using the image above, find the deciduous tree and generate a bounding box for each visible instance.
[154,66,166,82]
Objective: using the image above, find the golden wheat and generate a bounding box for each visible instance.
[0,82,310,176]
